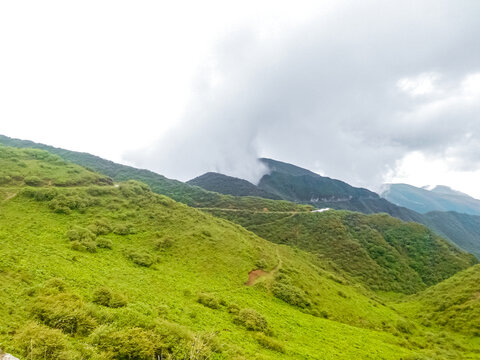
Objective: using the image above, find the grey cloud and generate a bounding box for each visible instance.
[126,0,480,189]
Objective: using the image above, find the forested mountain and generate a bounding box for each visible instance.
[188,156,480,258]
[187,172,281,199]
[382,183,480,215]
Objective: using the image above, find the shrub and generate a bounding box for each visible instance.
[49,194,90,213]
[109,293,128,308]
[24,176,43,186]
[67,226,96,242]
[52,204,71,214]
[188,333,218,360]
[92,287,113,307]
[71,239,97,253]
[272,282,311,308]
[67,226,97,252]
[154,237,174,250]
[87,219,112,235]
[119,181,151,197]
[97,238,113,249]
[255,259,268,269]
[0,175,11,184]
[396,319,417,335]
[43,278,67,292]
[125,250,154,267]
[92,287,127,308]
[114,223,133,235]
[197,293,220,309]
[256,334,285,353]
[14,322,75,360]
[227,304,240,314]
[31,293,97,335]
[32,188,58,201]
[90,326,158,360]
[234,308,268,332]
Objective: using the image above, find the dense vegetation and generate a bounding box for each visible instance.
[422,211,480,258]
[190,156,480,259]
[3,134,480,260]
[0,135,309,213]
[2,145,480,358]
[187,172,280,200]
[206,209,477,294]
[396,264,480,337]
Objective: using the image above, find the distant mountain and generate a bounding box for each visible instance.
[187,172,281,199]
[0,135,309,212]
[3,134,480,258]
[381,183,480,215]
[256,158,423,221]
[422,211,480,258]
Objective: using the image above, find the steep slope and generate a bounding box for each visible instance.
[422,211,480,258]
[382,183,480,215]
[187,172,281,199]
[396,264,480,337]
[1,145,480,359]
[258,159,480,258]
[204,209,477,294]
[258,158,423,222]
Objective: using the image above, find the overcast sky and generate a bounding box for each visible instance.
[1,1,480,197]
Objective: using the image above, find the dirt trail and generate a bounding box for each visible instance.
[245,269,269,285]
[245,249,282,286]
[196,207,302,214]
[2,191,17,203]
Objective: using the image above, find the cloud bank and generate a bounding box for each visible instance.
[126,0,480,190]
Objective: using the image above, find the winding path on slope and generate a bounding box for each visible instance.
[245,249,283,286]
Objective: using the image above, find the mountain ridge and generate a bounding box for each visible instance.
[382,183,480,216]
[2,134,480,258]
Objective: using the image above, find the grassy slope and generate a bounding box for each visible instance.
[0,146,478,359]
[0,135,308,212]
[395,264,480,337]
[205,210,477,294]
[422,211,480,258]
[4,135,480,261]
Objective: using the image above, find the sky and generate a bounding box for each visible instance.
[1,1,480,197]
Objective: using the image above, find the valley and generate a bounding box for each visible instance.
[1,141,480,359]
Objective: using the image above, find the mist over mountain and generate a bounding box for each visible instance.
[382,183,480,215]
[124,0,480,198]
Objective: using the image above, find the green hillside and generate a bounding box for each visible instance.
[187,172,281,200]
[193,158,480,260]
[422,211,480,258]
[396,264,480,337]
[1,145,480,359]
[0,135,309,213]
[205,209,477,294]
[4,134,480,261]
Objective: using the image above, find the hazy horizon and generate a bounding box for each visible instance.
[1,1,480,197]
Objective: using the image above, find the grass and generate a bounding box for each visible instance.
[0,145,480,359]
[205,209,476,294]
